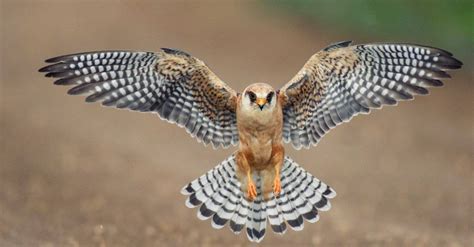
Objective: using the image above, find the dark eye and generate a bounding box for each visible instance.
[266,92,274,103]
[247,91,256,102]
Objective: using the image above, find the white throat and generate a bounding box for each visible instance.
[240,95,276,125]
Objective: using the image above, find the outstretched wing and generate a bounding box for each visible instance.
[280,41,462,149]
[39,48,239,148]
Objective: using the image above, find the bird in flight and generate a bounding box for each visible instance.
[39,41,461,242]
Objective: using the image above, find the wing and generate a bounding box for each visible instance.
[39,48,239,148]
[279,41,462,149]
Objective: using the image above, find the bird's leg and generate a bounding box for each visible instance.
[236,150,257,201]
[246,170,257,201]
[270,144,284,196]
[273,166,281,195]
[261,145,284,200]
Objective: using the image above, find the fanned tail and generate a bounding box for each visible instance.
[181,155,336,242]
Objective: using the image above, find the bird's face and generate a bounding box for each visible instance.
[241,83,276,112]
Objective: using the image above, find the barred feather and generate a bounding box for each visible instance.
[281,42,462,149]
[39,49,239,148]
[181,154,335,242]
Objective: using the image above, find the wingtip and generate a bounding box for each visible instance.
[445,56,463,69]
[161,47,192,57]
[428,53,461,70]
[44,58,55,63]
[38,65,51,73]
[45,56,66,63]
[53,78,73,85]
[323,40,353,51]
[53,80,64,86]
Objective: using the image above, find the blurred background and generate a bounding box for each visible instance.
[0,0,472,246]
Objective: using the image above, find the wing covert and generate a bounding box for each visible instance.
[39,49,239,148]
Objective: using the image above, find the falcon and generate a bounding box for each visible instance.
[39,41,462,242]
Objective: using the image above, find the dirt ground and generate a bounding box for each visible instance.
[0,1,472,246]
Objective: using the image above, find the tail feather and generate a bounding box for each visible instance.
[211,186,239,229]
[278,170,305,231]
[229,198,248,233]
[181,154,336,243]
[266,197,287,234]
[246,188,267,241]
[210,173,242,228]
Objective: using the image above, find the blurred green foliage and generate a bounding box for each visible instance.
[263,0,472,62]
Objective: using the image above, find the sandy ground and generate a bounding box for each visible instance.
[0,1,472,246]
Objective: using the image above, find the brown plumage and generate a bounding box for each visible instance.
[235,83,284,201]
[39,41,462,242]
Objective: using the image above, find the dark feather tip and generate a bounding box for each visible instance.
[46,71,73,79]
[323,187,332,196]
[287,215,303,228]
[67,85,90,95]
[252,228,265,240]
[323,40,353,51]
[188,193,202,207]
[44,72,56,77]
[54,77,79,85]
[433,70,451,79]
[246,227,254,239]
[427,79,444,87]
[68,83,98,95]
[199,204,214,217]
[85,94,101,103]
[102,99,118,107]
[271,222,287,234]
[302,207,319,220]
[438,56,463,69]
[427,47,453,57]
[161,47,191,57]
[230,221,244,233]
[315,197,328,209]
[184,184,194,194]
[45,55,70,63]
[212,214,228,226]
[39,65,54,72]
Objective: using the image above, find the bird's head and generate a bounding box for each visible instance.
[241,83,276,112]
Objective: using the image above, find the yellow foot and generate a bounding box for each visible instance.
[273,177,281,196]
[247,181,257,201]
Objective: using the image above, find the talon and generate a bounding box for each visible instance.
[273,177,281,195]
[247,181,257,201]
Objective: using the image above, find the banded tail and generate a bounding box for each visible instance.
[181,154,336,242]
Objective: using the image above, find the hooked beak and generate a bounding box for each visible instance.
[256,98,267,110]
